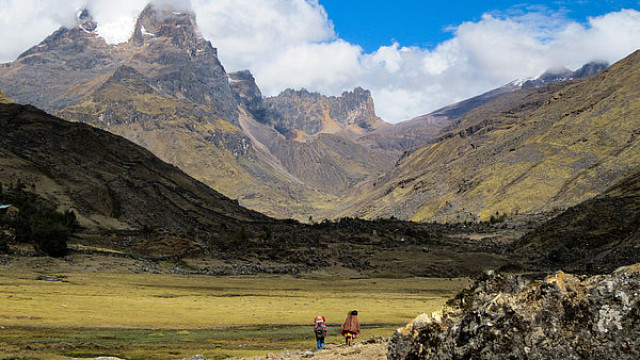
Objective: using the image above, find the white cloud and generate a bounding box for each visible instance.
[86,0,147,44]
[1,1,640,122]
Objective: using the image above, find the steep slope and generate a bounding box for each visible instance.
[341,50,640,222]
[515,165,640,274]
[361,61,609,154]
[0,102,266,233]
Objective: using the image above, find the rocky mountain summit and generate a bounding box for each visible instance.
[389,266,640,360]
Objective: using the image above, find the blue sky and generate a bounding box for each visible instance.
[1,0,640,122]
[320,1,640,52]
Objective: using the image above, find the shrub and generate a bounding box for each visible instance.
[30,216,69,257]
[490,212,508,224]
[3,189,75,257]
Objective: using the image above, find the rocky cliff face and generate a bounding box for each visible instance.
[228,70,269,124]
[126,4,239,124]
[388,267,640,360]
[263,87,386,141]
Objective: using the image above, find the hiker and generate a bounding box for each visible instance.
[314,315,328,350]
[341,310,360,346]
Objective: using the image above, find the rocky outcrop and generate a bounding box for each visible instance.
[388,267,640,360]
[264,87,385,139]
[126,4,239,124]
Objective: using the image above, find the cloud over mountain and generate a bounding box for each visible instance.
[1,1,640,122]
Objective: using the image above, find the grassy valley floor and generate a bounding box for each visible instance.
[0,256,469,360]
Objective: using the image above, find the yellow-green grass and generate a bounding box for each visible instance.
[0,270,469,359]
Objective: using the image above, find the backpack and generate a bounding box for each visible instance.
[314,324,326,338]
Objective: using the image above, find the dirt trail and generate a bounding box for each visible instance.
[233,341,388,360]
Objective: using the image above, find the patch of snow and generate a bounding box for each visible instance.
[508,78,533,87]
[141,25,155,37]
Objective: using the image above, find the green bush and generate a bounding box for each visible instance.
[30,217,69,257]
[489,212,508,224]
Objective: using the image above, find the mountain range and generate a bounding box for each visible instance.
[2,4,610,223]
[0,5,398,220]
[1,2,639,274]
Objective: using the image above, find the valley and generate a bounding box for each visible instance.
[1,2,640,360]
[0,264,469,360]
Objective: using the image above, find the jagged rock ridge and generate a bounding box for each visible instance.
[522,61,609,88]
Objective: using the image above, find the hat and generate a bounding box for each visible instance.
[314,315,326,323]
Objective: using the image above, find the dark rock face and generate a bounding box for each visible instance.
[77,9,97,32]
[388,267,640,360]
[573,61,610,79]
[228,70,269,124]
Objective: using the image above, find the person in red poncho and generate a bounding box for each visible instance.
[341,310,360,346]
